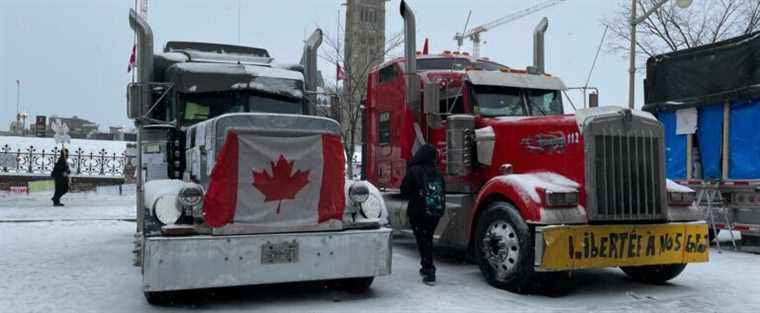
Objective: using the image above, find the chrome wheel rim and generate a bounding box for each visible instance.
[481,219,520,280]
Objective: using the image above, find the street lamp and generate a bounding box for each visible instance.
[16,80,21,135]
[628,0,692,109]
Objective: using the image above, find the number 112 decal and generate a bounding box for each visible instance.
[566,132,580,144]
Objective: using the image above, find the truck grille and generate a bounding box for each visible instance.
[592,129,664,221]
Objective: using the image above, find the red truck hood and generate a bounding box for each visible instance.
[476,114,586,203]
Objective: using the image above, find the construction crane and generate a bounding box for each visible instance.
[454,0,566,57]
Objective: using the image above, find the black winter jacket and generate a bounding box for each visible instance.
[51,158,70,191]
[400,144,444,222]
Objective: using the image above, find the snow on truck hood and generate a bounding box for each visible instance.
[574,106,657,132]
[496,172,580,204]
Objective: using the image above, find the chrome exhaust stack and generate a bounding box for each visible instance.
[128,8,154,237]
[129,9,154,85]
[304,28,323,115]
[127,9,154,121]
[530,17,549,74]
[400,0,420,111]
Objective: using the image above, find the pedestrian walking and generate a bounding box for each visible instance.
[51,148,70,207]
[401,144,446,285]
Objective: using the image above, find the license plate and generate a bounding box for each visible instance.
[261,240,299,264]
[538,222,709,271]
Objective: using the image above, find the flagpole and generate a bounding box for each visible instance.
[132,0,137,83]
[16,80,20,135]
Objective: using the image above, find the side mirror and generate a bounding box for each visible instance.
[588,91,599,108]
[127,83,149,119]
[423,81,442,127]
[423,81,440,115]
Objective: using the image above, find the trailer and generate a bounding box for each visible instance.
[643,31,760,250]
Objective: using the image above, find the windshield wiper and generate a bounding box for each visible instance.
[524,94,547,116]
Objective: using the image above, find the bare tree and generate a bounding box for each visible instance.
[603,0,760,65]
[318,21,403,178]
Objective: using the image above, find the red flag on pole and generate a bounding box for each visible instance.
[422,38,429,55]
[127,45,136,73]
[336,64,345,81]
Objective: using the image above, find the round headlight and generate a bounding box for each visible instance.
[360,193,383,219]
[154,195,182,225]
[349,183,370,203]
[178,184,204,207]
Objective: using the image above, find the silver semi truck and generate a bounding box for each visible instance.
[127,10,391,304]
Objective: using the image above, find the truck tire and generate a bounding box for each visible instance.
[331,277,374,292]
[474,201,536,293]
[620,264,687,284]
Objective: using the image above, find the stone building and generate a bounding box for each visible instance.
[45,115,99,139]
[343,0,386,158]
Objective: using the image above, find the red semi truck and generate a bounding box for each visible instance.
[362,1,709,293]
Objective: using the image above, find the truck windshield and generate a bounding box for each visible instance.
[180,92,303,125]
[471,85,526,116]
[182,93,240,125]
[526,89,563,115]
[471,85,564,117]
[249,94,303,114]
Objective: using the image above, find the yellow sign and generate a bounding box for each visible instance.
[28,180,55,193]
[539,223,709,271]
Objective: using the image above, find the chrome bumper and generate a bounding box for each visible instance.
[143,228,392,292]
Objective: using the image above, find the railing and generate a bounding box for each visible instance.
[0,144,135,178]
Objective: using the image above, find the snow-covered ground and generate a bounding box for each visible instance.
[0,190,134,222]
[0,135,129,155]
[1,192,760,313]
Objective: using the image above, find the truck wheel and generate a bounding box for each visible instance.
[620,264,687,284]
[331,277,374,292]
[474,201,536,293]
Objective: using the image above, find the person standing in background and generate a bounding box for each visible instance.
[51,148,70,206]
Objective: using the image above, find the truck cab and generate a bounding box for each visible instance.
[127,10,390,304]
[363,1,708,293]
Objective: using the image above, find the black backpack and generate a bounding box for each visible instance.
[420,172,445,217]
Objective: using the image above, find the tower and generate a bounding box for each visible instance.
[343,0,386,148]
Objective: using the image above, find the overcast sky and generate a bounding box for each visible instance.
[1,0,644,130]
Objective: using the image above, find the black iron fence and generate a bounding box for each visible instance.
[0,144,135,178]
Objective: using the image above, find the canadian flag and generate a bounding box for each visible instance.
[202,130,345,228]
[127,45,136,73]
[336,64,345,81]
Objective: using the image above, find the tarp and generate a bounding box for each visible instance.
[202,129,345,228]
[696,105,723,180]
[659,111,687,179]
[644,31,760,112]
[729,99,760,179]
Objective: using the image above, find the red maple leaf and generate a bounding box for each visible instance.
[251,155,310,214]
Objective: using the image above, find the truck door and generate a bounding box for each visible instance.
[367,63,407,189]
